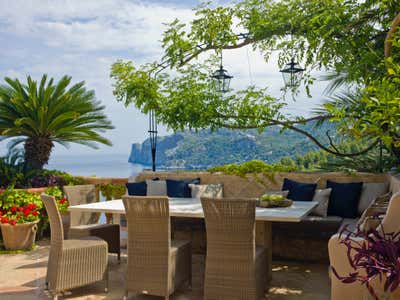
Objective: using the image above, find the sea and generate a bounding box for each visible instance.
[46,153,146,178]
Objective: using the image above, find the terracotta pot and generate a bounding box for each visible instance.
[60,212,70,239]
[0,220,39,250]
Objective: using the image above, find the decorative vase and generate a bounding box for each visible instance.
[0,220,39,250]
[60,212,70,239]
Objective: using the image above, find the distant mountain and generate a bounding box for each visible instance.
[129,122,335,169]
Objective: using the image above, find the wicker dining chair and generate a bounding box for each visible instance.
[201,197,267,300]
[41,194,108,300]
[64,184,121,260]
[122,196,192,300]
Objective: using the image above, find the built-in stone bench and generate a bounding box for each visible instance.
[81,171,400,262]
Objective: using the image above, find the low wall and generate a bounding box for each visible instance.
[135,171,389,198]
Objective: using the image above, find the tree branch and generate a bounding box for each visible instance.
[178,36,255,66]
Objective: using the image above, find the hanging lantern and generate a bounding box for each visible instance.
[211,53,233,93]
[279,57,305,88]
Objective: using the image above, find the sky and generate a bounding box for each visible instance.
[0,0,328,158]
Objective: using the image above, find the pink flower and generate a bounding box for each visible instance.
[1,217,9,224]
[32,211,39,217]
[10,205,17,213]
[9,219,16,226]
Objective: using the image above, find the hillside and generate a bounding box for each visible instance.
[129,122,334,169]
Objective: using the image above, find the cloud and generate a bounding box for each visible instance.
[0,0,329,158]
[0,0,194,54]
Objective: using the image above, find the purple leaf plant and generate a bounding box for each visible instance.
[332,216,400,300]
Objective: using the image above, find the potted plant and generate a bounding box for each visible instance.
[44,186,69,237]
[0,189,42,250]
[333,221,400,300]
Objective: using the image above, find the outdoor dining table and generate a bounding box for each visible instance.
[69,197,317,284]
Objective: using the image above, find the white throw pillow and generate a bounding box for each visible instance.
[189,184,223,199]
[358,182,389,215]
[311,188,332,217]
[146,179,167,196]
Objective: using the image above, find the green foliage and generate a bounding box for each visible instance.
[99,184,126,200]
[44,186,68,213]
[0,189,42,211]
[280,142,398,173]
[44,186,63,200]
[0,149,32,188]
[208,160,297,177]
[0,74,114,169]
[34,169,84,187]
[111,0,400,164]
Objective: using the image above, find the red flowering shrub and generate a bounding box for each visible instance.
[44,187,68,213]
[0,189,42,226]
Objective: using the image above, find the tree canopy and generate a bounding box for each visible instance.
[111,0,400,161]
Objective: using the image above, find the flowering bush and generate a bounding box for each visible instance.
[332,221,400,300]
[0,189,42,225]
[44,186,68,213]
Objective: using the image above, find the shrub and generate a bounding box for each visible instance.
[30,169,83,188]
[0,189,42,225]
[208,160,298,177]
[44,186,68,213]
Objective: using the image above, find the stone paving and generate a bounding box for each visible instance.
[0,240,330,300]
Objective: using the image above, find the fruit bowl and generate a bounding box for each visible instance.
[257,198,293,208]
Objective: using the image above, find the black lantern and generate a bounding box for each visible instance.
[279,57,305,88]
[211,54,233,93]
[148,109,157,172]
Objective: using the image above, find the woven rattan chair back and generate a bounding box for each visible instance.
[64,185,100,226]
[201,197,258,300]
[41,194,64,245]
[122,196,171,296]
[41,194,64,289]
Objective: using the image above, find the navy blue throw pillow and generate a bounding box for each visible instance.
[166,178,200,198]
[327,180,363,218]
[282,178,317,202]
[126,181,147,196]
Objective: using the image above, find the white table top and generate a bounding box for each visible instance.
[69,198,317,222]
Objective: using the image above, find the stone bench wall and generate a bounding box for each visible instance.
[80,171,395,262]
[135,171,389,198]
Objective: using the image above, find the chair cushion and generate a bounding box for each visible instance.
[166,178,200,198]
[311,188,332,217]
[357,182,389,215]
[126,181,147,196]
[282,178,317,202]
[146,179,167,196]
[64,236,108,249]
[189,183,223,198]
[327,180,363,218]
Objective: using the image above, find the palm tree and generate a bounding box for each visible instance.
[0,74,114,169]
